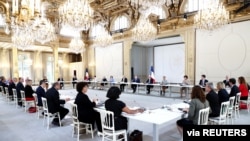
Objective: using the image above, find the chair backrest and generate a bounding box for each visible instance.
[4,87,9,94]
[41,97,48,112]
[235,92,241,107]
[228,96,235,114]
[71,103,79,123]
[33,93,38,105]
[20,90,25,100]
[197,107,210,125]
[98,109,115,132]
[219,101,230,120]
[12,88,17,96]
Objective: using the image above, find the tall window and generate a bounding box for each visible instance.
[18,54,32,79]
[149,6,167,19]
[185,0,210,12]
[113,15,130,31]
[46,56,54,83]
[89,24,103,38]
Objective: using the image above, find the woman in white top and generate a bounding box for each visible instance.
[180,75,190,98]
[160,76,168,96]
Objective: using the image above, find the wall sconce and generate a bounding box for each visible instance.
[157,19,161,27]
[183,14,187,20]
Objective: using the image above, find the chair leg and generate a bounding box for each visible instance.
[47,115,50,130]
[58,113,61,127]
[77,124,80,141]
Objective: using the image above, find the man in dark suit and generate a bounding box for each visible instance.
[199,74,208,87]
[229,78,240,98]
[146,75,154,94]
[223,75,230,87]
[45,82,70,126]
[36,80,46,107]
[16,77,24,107]
[131,75,140,93]
[57,77,64,89]
[8,77,17,100]
[72,75,77,88]
[120,75,128,92]
[205,82,220,117]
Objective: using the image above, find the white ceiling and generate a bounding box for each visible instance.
[133,35,184,47]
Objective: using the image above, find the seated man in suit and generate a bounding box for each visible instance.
[199,74,208,91]
[36,80,46,107]
[131,75,140,93]
[120,75,128,92]
[146,75,154,94]
[45,82,70,126]
[229,78,240,98]
[57,77,64,89]
[100,76,107,90]
[205,82,220,117]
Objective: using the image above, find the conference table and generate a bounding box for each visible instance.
[96,103,188,141]
[58,89,189,141]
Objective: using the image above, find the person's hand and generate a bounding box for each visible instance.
[65,98,70,102]
[183,108,189,112]
[93,99,99,104]
[137,108,145,113]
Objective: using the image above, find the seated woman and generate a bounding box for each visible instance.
[176,85,210,137]
[24,79,35,101]
[100,76,107,90]
[216,82,229,105]
[74,82,102,132]
[105,86,144,130]
[238,76,249,100]
[180,75,190,98]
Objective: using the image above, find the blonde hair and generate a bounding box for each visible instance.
[217,82,225,90]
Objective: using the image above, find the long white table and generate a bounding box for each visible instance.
[123,103,188,141]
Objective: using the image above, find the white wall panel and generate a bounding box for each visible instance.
[196,21,250,84]
[154,44,185,83]
[95,42,123,81]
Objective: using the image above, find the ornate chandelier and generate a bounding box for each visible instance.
[128,0,166,7]
[93,27,113,48]
[194,0,229,31]
[59,0,94,31]
[11,25,34,50]
[132,15,157,42]
[3,0,56,49]
[33,16,57,44]
[69,37,85,54]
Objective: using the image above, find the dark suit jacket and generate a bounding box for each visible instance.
[74,93,97,123]
[229,85,240,97]
[199,79,208,87]
[36,86,45,106]
[24,85,34,98]
[8,82,16,96]
[206,90,220,117]
[45,87,65,113]
[72,77,77,84]
[223,80,230,87]
[218,89,229,105]
[146,78,154,88]
[132,78,140,83]
[16,82,24,98]
[57,78,64,86]
[121,78,128,85]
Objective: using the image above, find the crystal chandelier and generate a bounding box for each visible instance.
[11,25,34,50]
[2,1,56,49]
[132,15,157,42]
[69,37,85,54]
[59,0,94,31]
[93,26,113,48]
[128,0,166,7]
[194,0,229,31]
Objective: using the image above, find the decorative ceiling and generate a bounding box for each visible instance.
[0,0,250,51]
